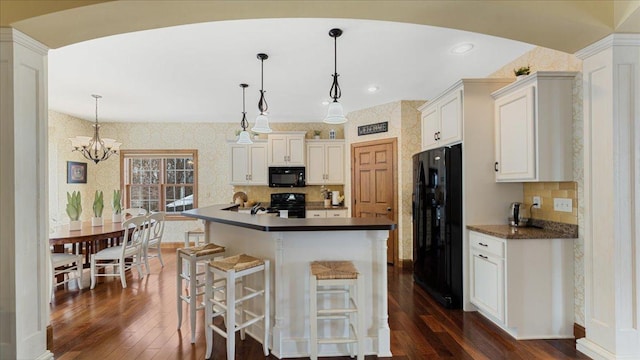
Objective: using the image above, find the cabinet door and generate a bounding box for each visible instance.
[306,143,326,184]
[287,135,305,166]
[268,134,289,166]
[325,142,344,184]
[495,85,536,181]
[421,106,439,150]
[470,249,505,322]
[438,89,463,146]
[247,143,267,185]
[229,144,249,184]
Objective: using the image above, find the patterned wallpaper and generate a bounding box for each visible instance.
[488,46,584,326]
[49,113,344,243]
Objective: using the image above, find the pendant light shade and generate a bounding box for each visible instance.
[324,28,347,124]
[69,94,121,163]
[252,53,272,133]
[237,83,253,144]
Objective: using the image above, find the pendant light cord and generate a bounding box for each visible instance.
[329,31,341,102]
[258,56,268,114]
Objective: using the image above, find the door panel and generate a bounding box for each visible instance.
[352,139,397,265]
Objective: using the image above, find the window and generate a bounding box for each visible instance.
[120,150,197,219]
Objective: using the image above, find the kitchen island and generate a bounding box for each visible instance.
[182,204,396,359]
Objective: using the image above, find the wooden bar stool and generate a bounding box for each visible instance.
[176,243,226,343]
[205,254,270,359]
[309,260,365,360]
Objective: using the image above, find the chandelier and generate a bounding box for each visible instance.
[237,83,253,144]
[251,53,272,133]
[324,28,347,124]
[69,94,121,164]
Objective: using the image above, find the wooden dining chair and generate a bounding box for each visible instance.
[90,215,147,289]
[143,211,166,274]
[50,249,84,302]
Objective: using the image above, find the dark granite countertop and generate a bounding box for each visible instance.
[467,224,577,239]
[183,204,395,232]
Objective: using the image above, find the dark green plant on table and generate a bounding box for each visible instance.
[313,130,322,137]
[66,191,82,221]
[93,190,104,218]
[514,65,531,76]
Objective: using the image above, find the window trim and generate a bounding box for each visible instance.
[120,149,198,221]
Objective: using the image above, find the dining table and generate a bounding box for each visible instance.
[49,219,130,267]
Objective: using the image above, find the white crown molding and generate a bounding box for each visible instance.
[0,27,48,55]
[575,33,640,59]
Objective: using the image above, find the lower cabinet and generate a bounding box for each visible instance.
[469,230,574,339]
[306,209,348,218]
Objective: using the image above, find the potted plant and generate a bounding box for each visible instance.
[66,191,82,231]
[112,189,123,223]
[92,190,104,226]
[320,186,331,207]
[514,65,531,79]
[313,130,321,139]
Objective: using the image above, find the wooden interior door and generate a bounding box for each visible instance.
[351,138,397,265]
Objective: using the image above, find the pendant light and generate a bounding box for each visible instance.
[69,94,121,163]
[252,53,272,133]
[324,28,347,124]
[237,83,253,144]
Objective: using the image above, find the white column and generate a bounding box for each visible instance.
[0,28,52,360]
[576,33,640,360]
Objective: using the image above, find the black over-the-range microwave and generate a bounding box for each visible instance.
[268,167,306,187]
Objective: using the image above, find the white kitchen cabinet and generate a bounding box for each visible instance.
[419,85,462,150]
[306,140,345,185]
[229,141,267,185]
[306,209,348,218]
[268,132,306,166]
[468,230,574,339]
[492,72,577,182]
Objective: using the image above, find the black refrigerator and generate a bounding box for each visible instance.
[412,144,462,309]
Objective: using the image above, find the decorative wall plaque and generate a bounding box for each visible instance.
[357,121,388,136]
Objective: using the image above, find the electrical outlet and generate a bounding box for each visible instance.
[532,196,541,208]
[553,198,573,212]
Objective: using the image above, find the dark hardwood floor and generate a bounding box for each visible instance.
[50,249,588,359]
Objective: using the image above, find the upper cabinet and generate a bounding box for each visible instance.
[306,140,345,185]
[492,72,577,182]
[268,132,306,166]
[419,85,463,150]
[229,141,268,185]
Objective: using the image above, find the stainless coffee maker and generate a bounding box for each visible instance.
[509,202,528,227]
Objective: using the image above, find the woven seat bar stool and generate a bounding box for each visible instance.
[205,254,270,359]
[309,260,365,360]
[176,243,226,343]
[184,227,205,247]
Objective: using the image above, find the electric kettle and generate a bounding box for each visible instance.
[509,202,528,227]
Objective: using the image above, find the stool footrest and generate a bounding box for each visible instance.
[318,338,357,344]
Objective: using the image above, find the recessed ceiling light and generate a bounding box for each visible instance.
[451,43,474,54]
[367,86,379,93]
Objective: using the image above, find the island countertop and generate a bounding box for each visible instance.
[182,204,396,232]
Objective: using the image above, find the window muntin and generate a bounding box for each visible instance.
[121,150,197,219]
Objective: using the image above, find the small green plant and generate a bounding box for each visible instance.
[93,190,104,218]
[66,191,82,221]
[112,189,122,215]
[235,129,241,136]
[514,65,531,76]
[313,130,322,136]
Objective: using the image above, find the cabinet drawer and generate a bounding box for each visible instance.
[469,231,504,258]
[326,209,348,218]
[306,210,326,218]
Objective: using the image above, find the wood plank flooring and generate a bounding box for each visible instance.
[50,249,589,359]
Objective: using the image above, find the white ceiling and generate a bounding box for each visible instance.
[48,18,534,124]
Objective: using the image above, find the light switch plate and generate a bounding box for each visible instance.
[554,198,572,212]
